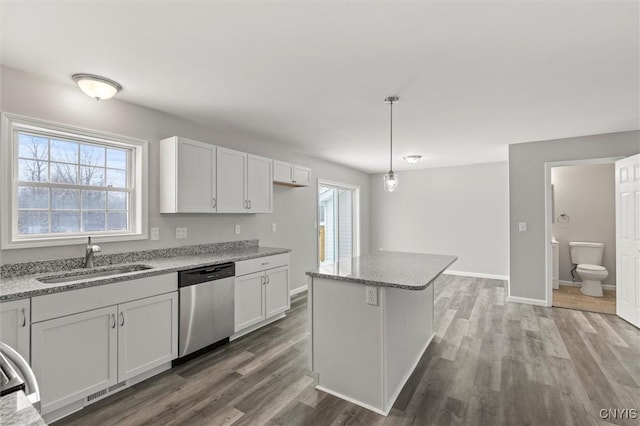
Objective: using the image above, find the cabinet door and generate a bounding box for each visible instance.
[177,138,217,212]
[235,272,265,331]
[117,292,178,382]
[265,266,290,318]
[0,299,30,362]
[217,147,247,213]
[32,306,118,414]
[247,154,273,213]
[273,160,293,183]
[293,166,311,186]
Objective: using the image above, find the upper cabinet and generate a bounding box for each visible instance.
[159,137,217,213]
[273,160,311,187]
[159,136,276,214]
[215,147,273,214]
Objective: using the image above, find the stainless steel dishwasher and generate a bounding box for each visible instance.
[177,262,235,362]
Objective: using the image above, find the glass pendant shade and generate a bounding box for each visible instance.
[383,170,399,192]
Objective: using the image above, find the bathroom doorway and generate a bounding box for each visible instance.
[544,158,619,314]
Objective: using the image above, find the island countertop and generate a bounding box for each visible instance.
[306,251,457,290]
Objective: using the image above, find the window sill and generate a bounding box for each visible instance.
[1,232,148,250]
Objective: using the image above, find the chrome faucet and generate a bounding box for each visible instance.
[82,236,102,268]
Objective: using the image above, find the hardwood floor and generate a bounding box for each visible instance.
[553,284,616,315]
[55,275,640,426]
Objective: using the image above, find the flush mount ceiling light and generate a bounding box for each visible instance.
[403,155,422,165]
[72,74,122,101]
[383,96,399,192]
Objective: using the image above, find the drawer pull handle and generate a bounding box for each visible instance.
[261,262,269,265]
[21,308,27,327]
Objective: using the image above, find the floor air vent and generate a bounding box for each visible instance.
[86,388,108,402]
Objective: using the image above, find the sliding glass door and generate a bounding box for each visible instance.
[318,181,358,266]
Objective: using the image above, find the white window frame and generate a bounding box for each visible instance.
[1,113,148,249]
[316,178,360,267]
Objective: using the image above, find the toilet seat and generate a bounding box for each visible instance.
[577,264,606,272]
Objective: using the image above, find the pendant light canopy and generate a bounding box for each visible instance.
[383,96,399,192]
[72,74,122,101]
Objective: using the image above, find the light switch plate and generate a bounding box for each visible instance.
[518,222,527,232]
[272,223,277,232]
[150,227,160,241]
[176,227,187,239]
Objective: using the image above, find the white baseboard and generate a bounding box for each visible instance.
[315,385,388,416]
[558,280,616,291]
[444,270,509,281]
[290,285,308,296]
[507,295,548,307]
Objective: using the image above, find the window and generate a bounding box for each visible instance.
[318,180,359,265]
[1,114,148,249]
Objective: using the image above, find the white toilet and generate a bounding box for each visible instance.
[569,242,608,297]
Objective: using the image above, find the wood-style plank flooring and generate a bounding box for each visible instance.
[56,276,640,426]
[553,284,617,315]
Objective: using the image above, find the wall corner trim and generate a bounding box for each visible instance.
[507,296,548,307]
[443,270,509,281]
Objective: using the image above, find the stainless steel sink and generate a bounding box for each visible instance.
[38,264,153,284]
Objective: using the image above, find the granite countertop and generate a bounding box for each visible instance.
[0,391,46,426]
[306,251,457,290]
[1,246,290,301]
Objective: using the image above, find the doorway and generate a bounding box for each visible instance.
[317,180,359,266]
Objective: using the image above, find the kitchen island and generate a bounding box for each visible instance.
[306,251,457,415]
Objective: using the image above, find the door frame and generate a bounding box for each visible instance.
[543,156,624,307]
[316,179,360,267]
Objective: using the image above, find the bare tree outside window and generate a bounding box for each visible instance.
[16,132,130,235]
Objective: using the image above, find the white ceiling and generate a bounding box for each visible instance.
[1,1,638,173]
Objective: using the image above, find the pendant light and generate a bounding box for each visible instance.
[383,96,399,192]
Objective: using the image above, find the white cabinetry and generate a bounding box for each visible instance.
[273,160,311,187]
[159,136,217,213]
[217,147,272,213]
[31,274,178,417]
[0,299,30,361]
[234,254,290,333]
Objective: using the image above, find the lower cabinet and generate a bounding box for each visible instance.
[0,298,30,362]
[31,278,178,417]
[234,256,290,333]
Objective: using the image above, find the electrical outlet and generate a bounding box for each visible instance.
[366,286,378,306]
[150,227,160,241]
[272,223,277,232]
[519,222,527,232]
[235,224,241,235]
[176,227,187,239]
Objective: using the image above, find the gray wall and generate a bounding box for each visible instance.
[0,66,371,291]
[370,162,509,277]
[509,131,639,301]
[552,164,615,285]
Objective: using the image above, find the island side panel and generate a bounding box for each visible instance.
[311,277,384,411]
[383,283,434,411]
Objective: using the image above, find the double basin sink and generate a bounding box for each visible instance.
[38,264,152,284]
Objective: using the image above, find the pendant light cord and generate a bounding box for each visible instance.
[389,99,393,172]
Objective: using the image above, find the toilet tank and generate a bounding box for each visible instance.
[569,242,604,265]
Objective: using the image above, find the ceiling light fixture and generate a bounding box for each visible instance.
[403,155,422,165]
[383,96,399,192]
[72,73,122,101]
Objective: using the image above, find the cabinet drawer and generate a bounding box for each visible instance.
[32,273,177,323]
[235,253,290,276]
